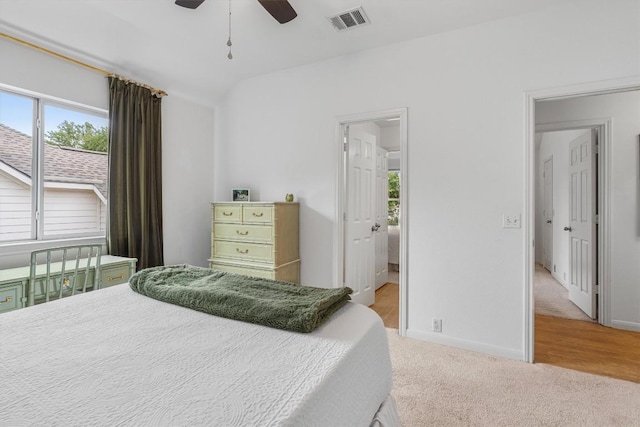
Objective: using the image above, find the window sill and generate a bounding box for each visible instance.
[0,236,107,268]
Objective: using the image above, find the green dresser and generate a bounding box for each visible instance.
[0,281,24,314]
[0,255,137,314]
[209,202,300,284]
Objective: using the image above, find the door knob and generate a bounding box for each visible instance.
[563,226,572,232]
[371,223,381,232]
[546,220,552,224]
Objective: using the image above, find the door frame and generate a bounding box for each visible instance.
[542,154,553,273]
[524,76,640,362]
[334,108,409,334]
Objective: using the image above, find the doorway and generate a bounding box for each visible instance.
[525,79,640,374]
[534,127,600,322]
[335,108,408,333]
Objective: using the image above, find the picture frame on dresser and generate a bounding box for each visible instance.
[232,189,250,202]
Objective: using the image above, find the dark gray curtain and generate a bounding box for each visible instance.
[107,76,163,270]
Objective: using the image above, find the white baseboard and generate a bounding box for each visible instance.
[611,320,640,332]
[550,271,569,290]
[406,328,524,361]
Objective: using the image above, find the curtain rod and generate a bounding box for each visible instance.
[0,31,167,97]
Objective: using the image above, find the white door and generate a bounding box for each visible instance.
[542,157,553,272]
[344,127,376,306]
[567,130,597,319]
[375,146,389,289]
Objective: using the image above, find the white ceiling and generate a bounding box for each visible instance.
[0,0,572,104]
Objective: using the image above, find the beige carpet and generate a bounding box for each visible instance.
[534,265,593,322]
[387,329,640,426]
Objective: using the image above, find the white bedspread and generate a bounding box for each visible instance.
[0,284,392,426]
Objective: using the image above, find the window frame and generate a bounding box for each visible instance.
[387,170,400,226]
[0,83,109,252]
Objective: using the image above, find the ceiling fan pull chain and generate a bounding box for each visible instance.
[227,0,233,60]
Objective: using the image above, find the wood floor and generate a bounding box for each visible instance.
[535,314,640,383]
[369,282,640,383]
[369,282,399,329]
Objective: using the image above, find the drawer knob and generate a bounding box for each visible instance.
[107,273,125,281]
[236,248,249,254]
[236,230,249,236]
[222,211,233,216]
[0,296,13,304]
[252,212,264,217]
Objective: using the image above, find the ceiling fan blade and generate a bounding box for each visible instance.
[175,0,205,9]
[257,0,297,24]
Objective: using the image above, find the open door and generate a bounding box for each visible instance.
[567,129,597,319]
[344,127,376,305]
[375,146,389,289]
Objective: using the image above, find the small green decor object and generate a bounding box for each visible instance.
[285,193,294,202]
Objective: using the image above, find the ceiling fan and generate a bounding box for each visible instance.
[175,0,297,24]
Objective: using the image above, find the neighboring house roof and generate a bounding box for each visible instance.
[0,123,107,197]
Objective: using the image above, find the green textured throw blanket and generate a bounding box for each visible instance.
[129,264,352,333]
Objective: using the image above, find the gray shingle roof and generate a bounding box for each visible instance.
[0,124,107,197]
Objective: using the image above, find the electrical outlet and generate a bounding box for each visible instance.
[432,318,442,333]
[502,213,521,229]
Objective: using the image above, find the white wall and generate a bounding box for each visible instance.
[536,90,640,331]
[0,36,215,269]
[350,122,381,144]
[380,125,401,151]
[214,0,640,359]
[162,95,215,267]
[0,170,31,241]
[43,188,105,236]
[0,37,107,110]
[382,125,401,170]
[535,129,587,287]
[0,169,108,241]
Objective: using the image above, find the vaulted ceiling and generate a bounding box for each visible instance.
[0,0,572,103]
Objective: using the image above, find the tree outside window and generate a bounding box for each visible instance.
[388,171,400,226]
[46,120,108,152]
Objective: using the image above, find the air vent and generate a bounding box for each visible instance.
[328,7,370,31]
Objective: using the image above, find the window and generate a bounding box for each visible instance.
[388,171,399,226]
[0,87,108,243]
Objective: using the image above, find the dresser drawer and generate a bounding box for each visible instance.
[213,241,274,263]
[214,223,274,243]
[209,263,274,280]
[214,205,242,223]
[101,264,132,288]
[243,205,273,224]
[32,272,93,302]
[209,259,300,284]
[0,283,23,313]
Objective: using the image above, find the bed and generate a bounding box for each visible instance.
[1,281,399,426]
